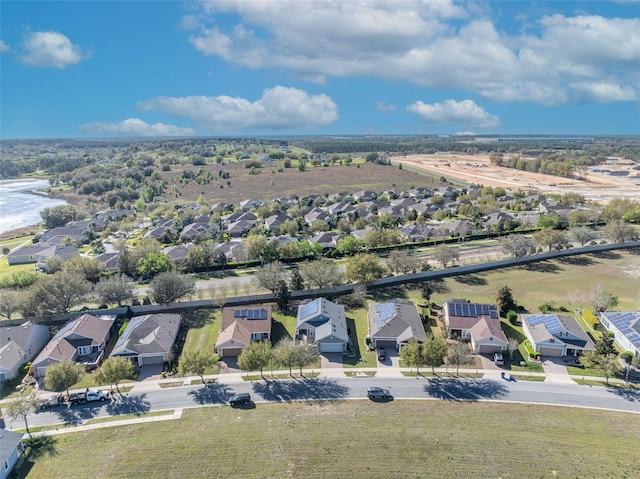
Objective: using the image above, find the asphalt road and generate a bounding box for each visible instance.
[12,376,640,431]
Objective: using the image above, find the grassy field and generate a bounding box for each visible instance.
[179,310,221,375]
[15,401,640,479]
[155,161,455,205]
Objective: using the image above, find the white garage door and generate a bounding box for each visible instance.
[478,344,502,354]
[319,342,344,353]
[141,355,164,366]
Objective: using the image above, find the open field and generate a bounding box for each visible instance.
[155,161,455,205]
[15,401,640,479]
[394,153,640,204]
[397,249,640,314]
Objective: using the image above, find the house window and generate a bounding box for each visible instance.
[250,333,262,341]
[77,346,91,356]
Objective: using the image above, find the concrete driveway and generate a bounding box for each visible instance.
[542,356,575,384]
[321,352,343,369]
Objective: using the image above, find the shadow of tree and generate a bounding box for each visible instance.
[558,256,595,266]
[105,393,151,416]
[369,286,408,303]
[424,378,508,401]
[24,435,58,459]
[454,274,487,286]
[606,386,640,402]
[53,402,101,424]
[271,320,293,344]
[252,378,350,403]
[525,261,562,273]
[188,382,231,405]
[589,250,622,260]
[181,310,214,328]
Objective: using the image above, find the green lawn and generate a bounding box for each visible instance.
[15,401,640,479]
[179,310,221,375]
[342,306,376,368]
[0,258,37,282]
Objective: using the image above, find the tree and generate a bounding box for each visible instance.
[6,393,39,439]
[253,261,287,293]
[136,252,173,280]
[581,351,620,385]
[336,235,361,255]
[496,286,516,316]
[594,332,617,357]
[400,338,424,374]
[0,288,21,319]
[150,270,196,304]
[601,220,638,243]
[63,256,106,283]
[421,283,433,306]
[386,250,420,274]
[30,270,92,314]
[299,259,343,289]
[186,242,220,271]
[344,253,386,284]
[95,274,135,306]
[95,356,136,395]
[500,235,536,258]
[44,359,84,395]
[433,244,459,268]
[447,342,475,375]
[273,338,297,376]
[292,342,319,376]
[44,255,65,274]
[532,228,568,251]
[589,284,618,313]
[568,226,596,247]
[179,350,219,386]
[237,341,272,379]
[40,204,80,229]
[422,335,448,373]
[289,268,304,291]
[506,337,520,360]
[274,280,291,312]
[537,212,561,229]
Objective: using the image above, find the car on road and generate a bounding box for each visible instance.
[229,393,252,407]
[494,352,504,366]
[367,387,392,400]
[376,347,386,361]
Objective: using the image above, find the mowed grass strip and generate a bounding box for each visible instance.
[17,401,640,479]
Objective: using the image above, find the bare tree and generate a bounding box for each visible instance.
[500,235,536,258]
[5,393,39,439]
[0,288,21,319]
[447,342,475,375]
[568,226,596,247]
[253,261,287,293]
[298,259,343,289]
[433,244,459,268]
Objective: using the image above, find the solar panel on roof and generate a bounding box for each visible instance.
[376,303,397,328]
[299,300,319,319]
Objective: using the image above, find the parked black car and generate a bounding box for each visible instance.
[229,393,252,407]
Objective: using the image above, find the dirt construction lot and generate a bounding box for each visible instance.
[393,153,640,204]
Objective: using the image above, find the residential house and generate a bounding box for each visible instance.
[31,314,115,378]
[224,211,257,223]
[163,244,194,267]
[110,314,181,367]
[39,220,102,243]
[265,213,292,231]
[7,242,77,266]
[226,220,255,238]
[96,251,119,272]
[308,232,343,249]
[239,199,263,211]
[0,429,24,479]
[599,311,640,361]
[368,300,427,351]
[441,219,476,237]
[442,300,508,354]
[216,306,272,357]
[353,190,377,202]
[522,314,595,357]
[0,321,50,383]
[216,240,246,262]
[94,209,133,223]
[304,208,332,225]
[295,298,349,353]
[143,218,176,240]
[180,222,219,242]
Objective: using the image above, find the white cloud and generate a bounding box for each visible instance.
[0,40,10,53]
[137,86,338,131]
[407,99,499,128]
[185,2,640,105]
[19,31,90,68]
[80,118,195,137]
[375,102,396,112]
[570,82,637,102]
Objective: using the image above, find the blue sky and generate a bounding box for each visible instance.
[1,1,639,139]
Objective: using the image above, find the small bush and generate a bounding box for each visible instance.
[143,296,152,305]
[507,310,518,325]
[620,351,634,364]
